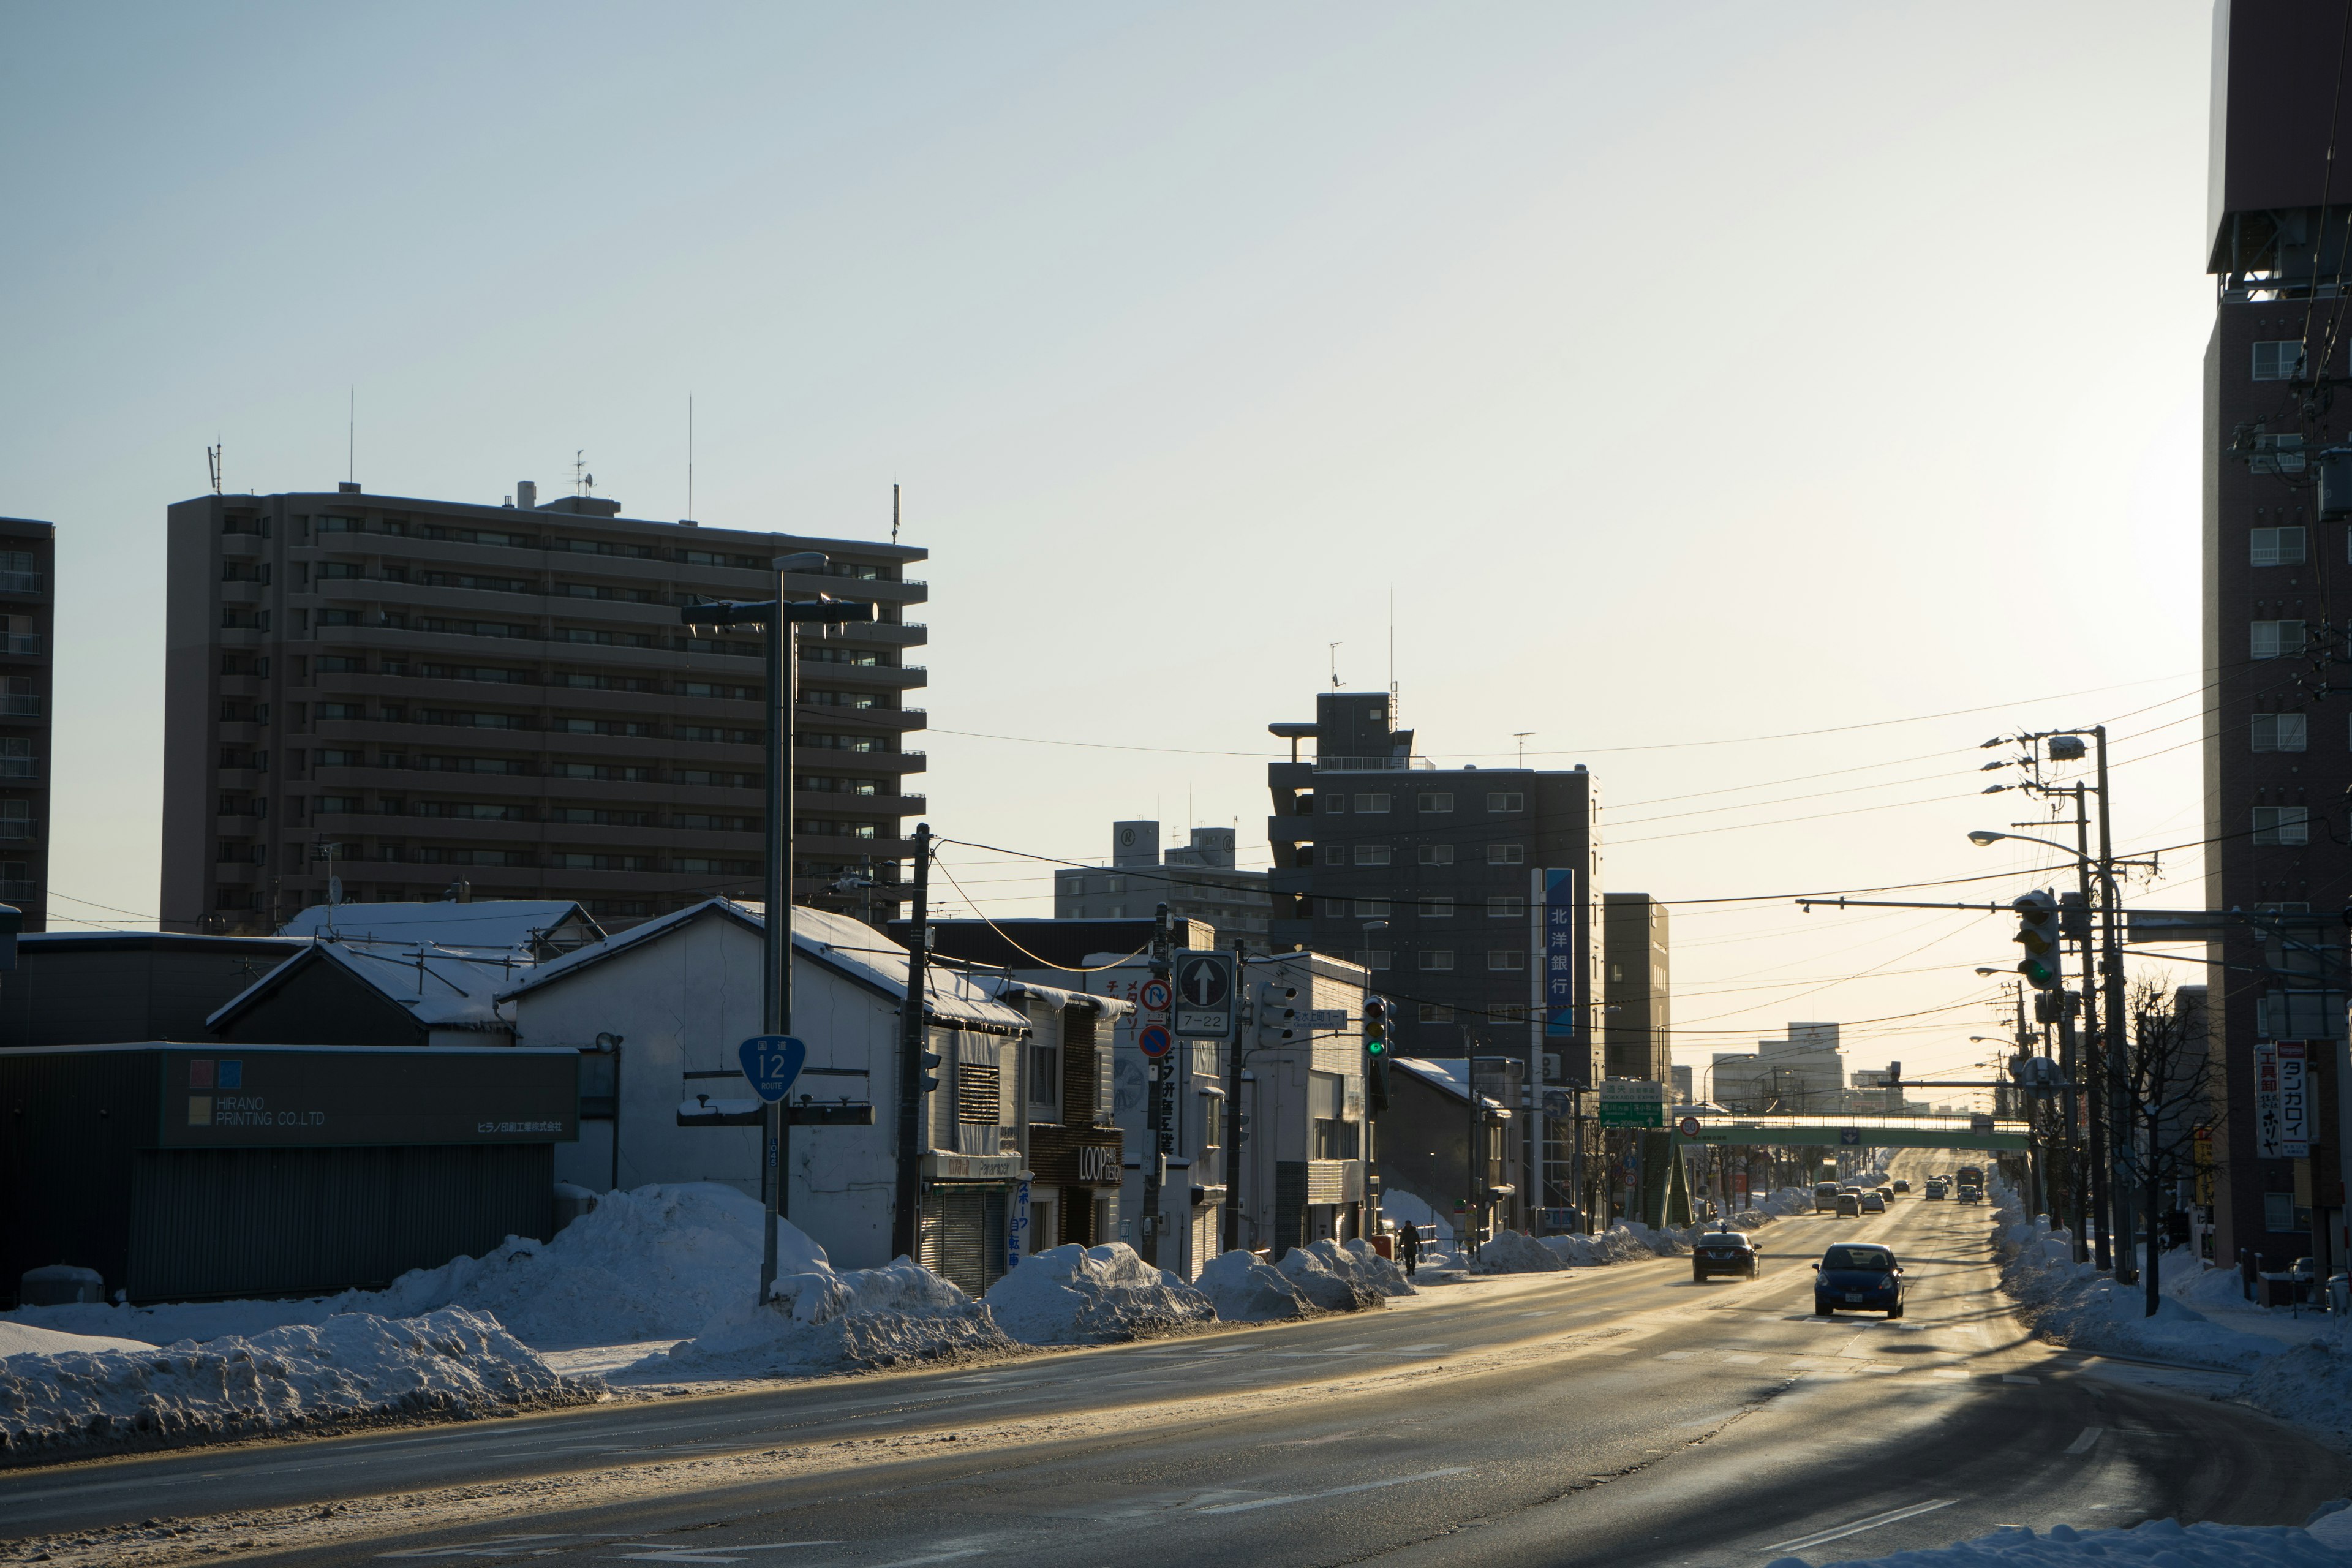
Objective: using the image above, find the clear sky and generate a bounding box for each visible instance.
[2,2,2217,1102]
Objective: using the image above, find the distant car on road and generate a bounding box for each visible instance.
[1876,1186,1896,1203]
[1924,1180,1947,1200]
[1892,1179,1910,1193]
[1815,1242,1905,1317]
[1836,1193,1862,1218]
[1814,1182,1843,1213]
[1860,1191,1887,1213]
[1956,1185,1983,1204]
[1692,1230,1759,1282]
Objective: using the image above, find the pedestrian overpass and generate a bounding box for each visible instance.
[1669,1111,2030,1153]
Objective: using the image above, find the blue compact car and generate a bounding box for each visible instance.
[1814,1243,1905,1317]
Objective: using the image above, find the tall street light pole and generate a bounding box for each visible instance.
[683,555,875,1304]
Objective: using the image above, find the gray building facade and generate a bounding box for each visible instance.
[1052,821,1272,942]
[0,518,52,930]
[1602,891,1670,1083]
[161,482,925,933]
[1262,691,1602,1089]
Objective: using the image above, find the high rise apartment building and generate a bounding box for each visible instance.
[1602,892,1670,1083]
[1262,690,1601,1084]
[1052,820,1272,941]
[2203,4,2352,1270]
[0,518,52,931]
[162,483,925,933]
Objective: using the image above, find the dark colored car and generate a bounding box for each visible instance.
[1815,1243,1905,1317]
[1957,1185,1983,1204]
[1836,1193,1862,1218]
[1692,1229,1758,1282]
[1892,1179,1910,1193]
[1876,1186,1896,1203]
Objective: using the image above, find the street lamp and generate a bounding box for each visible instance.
[682,554,875,1305]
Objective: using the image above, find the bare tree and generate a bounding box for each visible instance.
[2124,979,2215,1317]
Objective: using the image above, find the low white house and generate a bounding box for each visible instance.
[497,898,1037,1291]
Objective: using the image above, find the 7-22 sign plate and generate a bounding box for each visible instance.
[1172,950,1234,1036]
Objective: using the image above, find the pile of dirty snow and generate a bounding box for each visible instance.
[1774,1509,2352,1567]
[5,1183,768,1353]
[1279,1238,1414,1308]
[1197,1250,1318,1322]
[2245,1334,2352,1439]
[1994,1204,2279,1371]
[0,1322,156,1358]
[1469,1231,1564,1275]
[1546,1225,1661,1268]
[0,1307,588,1461]
[985,1244,1213,1344]
[662,1224,1012,1376]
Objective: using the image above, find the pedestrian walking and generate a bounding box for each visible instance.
[1396,1222,1421,1279]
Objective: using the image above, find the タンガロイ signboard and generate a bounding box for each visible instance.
[1171,949,1234,1037]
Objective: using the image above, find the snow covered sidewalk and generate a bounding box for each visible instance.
[1769,1506,2352,1567]
[0,1306,592,1462]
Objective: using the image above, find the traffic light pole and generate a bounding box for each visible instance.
[2094,726,2136,1285]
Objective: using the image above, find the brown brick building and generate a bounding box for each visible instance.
[161,482,924,932]
[0,517,52,931]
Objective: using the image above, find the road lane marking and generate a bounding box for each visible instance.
[857,1550,992,1568]
[2065,1427,2104,1455]
[1931,1369,1967,1379]
[379,1537,574,1559]
[1765,1498,1958,1553]
[1721,1352,1765,1365]
[1195,1466,1472,1515]
[614,1545,843,1565]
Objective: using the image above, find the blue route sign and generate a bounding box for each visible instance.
[739,1035,809,1104]
[1838,1128,1861,1147]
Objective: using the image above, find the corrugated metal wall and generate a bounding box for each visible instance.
[0,1049,157,1304]
[127,1144,552,1302]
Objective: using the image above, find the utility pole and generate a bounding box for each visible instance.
[681,552,871,1303]
[1223,941,1249,1256]
[2071,783,2109,1272]
[892,825,933,1262]
[2094,725,2135,1284]
[1140,903,1173,1266]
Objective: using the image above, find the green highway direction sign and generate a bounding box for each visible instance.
[1672,1122,2028,1152]
[1596,1079,1665,1129]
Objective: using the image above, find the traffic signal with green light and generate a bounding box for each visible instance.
[1363,993,1392,1117]
[2011,889,2062,990]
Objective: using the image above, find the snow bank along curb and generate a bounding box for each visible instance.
[1767,1506,2352,1567]
[985,1245,1213,1344]
[1469,1189,1818,1276]
[1989,1186,2284,1373]
[0,1307,594,1464]
[665,1252,1014,1377]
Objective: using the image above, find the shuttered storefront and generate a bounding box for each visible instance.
[918,1186,1008,1298]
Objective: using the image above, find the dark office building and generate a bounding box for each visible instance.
[1262,690,1601,1085]
[160,482,925,933]
[1602,892,1670,1083]
[2204,1,2352,1270]
[0,518,51,932]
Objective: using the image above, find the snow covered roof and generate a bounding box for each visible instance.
[277,900,601,957]
[1394,1057,1510,1110]
[496,898,1030,1033]
[206,940,533,1033]
[969,973,1133,1019]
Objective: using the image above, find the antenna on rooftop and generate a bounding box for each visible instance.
[206,439,222,495]
[1513,732,1535,768]
[347,388,355,484]
[687,395,694,522]
[575,450,592,496]
[892,481,900,545]
[1328,641,1342,692]
[1388,586,1397,729]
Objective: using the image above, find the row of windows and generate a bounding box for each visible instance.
[228,609,905,659]
[231,514,902,581]
[2240,524,2352,568]
[1322,842,1526,866]
[1346,949,1526,972]
[1308,790,1523,815]
[280,561,903,622]
[1319,895,1526,918]
[306,699,890,729]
